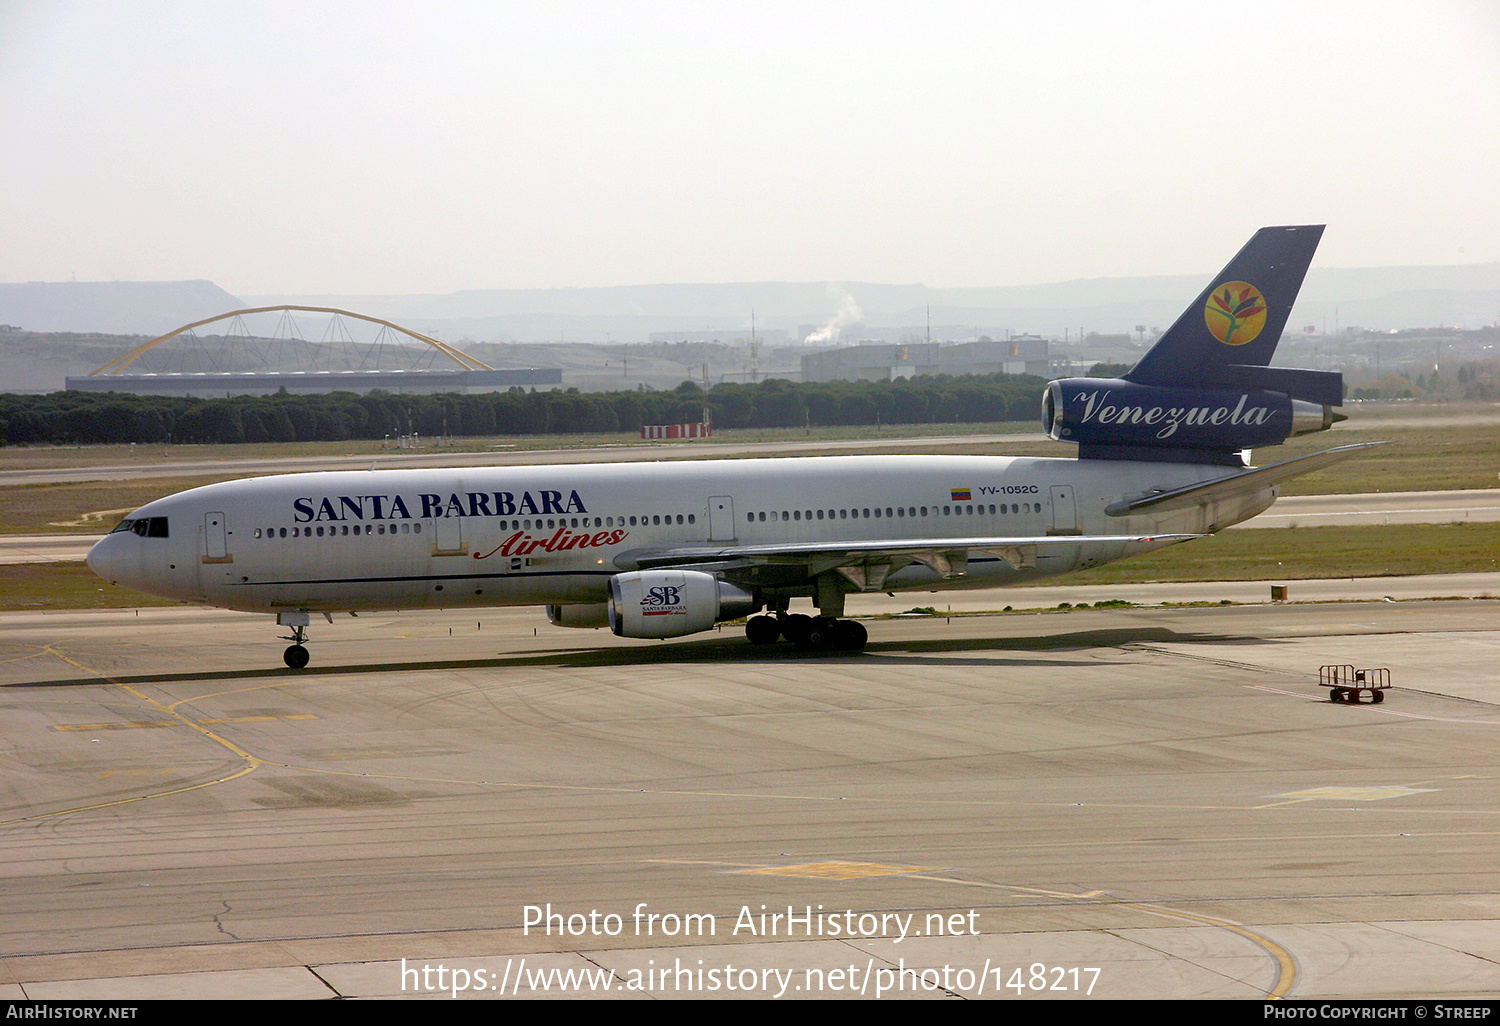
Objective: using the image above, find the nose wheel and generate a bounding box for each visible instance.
[280,621,311,668]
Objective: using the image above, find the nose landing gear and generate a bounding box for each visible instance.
[277,610,312,669]
[283,635,310,669]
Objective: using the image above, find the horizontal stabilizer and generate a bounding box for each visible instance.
[1213,365,1345,408]
[1105,442,1387,516]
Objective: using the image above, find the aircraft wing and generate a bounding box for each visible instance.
[614,532,1198,589]
[1104,442,1386,517]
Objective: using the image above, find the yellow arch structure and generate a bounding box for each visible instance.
[89,305,494,375]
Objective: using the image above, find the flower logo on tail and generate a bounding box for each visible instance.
[1204,281,1267,346]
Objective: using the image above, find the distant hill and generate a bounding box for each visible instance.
[248,264,1500,341]
[0,280,245,335]
[3,265,1496,344]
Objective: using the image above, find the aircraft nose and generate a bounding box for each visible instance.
[86,533,119,582]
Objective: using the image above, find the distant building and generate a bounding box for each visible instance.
[65,367,562,397]
[648,329,792,344]
[801,337,1048,383]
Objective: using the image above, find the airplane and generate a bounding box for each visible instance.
[87,225,1372,668]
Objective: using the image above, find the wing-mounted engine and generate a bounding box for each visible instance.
[608,570,758,639]
[546,603,612,629]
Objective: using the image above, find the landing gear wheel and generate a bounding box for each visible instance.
[284,644,310,669]
[780,613,813,646]
[745,616,781,645]
[833,619,868,651]
[801,618,837,650]
[794,618,867,652]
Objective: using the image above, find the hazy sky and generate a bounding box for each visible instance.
[2,1,1496,295]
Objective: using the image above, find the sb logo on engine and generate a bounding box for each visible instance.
[1205,281,1267,346]
[644,586,682,607]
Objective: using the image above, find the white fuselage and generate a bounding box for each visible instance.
[86,453,1276,616]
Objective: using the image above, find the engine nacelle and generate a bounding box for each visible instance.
[546,603,611,629]
[608,570,757,639]
[1043,378,1338,459]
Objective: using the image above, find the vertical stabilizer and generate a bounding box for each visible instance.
[1124,225,1324,387]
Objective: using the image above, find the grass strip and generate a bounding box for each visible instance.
[1027,521,1500,586]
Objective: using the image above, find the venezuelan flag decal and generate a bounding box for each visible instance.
[951,488,971,502]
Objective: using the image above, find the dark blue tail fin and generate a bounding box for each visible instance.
[1042,225,1346,465]
[1124,224,1339,406]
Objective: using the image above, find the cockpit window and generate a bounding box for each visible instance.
[110,517,168,538]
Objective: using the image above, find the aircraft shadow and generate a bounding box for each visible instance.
[6,624,1257,687]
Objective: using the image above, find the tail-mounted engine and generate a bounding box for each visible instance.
[608,570,758,639]
[1039,226,1347,465]
[1042,378,1343,465]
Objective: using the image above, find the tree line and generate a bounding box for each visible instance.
[0,374,1049,447]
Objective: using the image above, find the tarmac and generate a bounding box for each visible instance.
[2,573,1497,1000]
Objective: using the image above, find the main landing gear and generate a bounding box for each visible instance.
[745,613,868,652]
